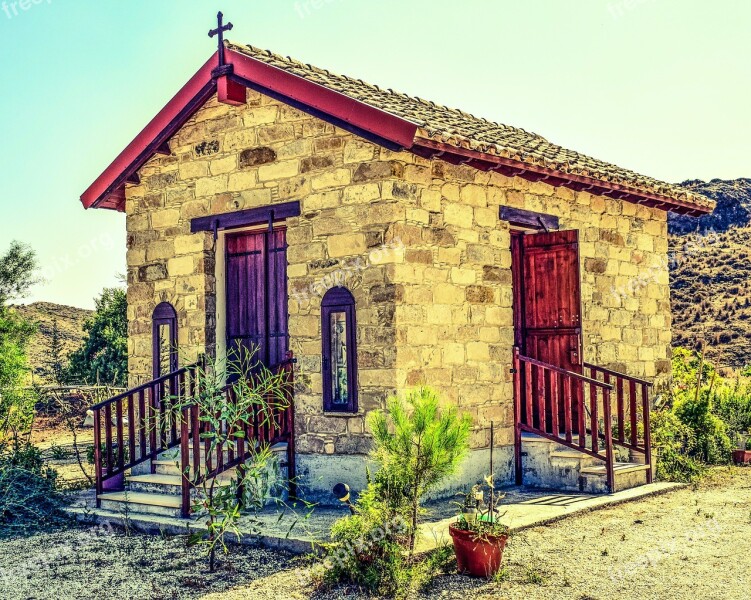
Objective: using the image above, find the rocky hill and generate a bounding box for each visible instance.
[11,302,92,383]
[669,179,751,367]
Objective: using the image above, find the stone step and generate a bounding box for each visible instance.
[579,463,650,494]
[98,491,183,518]
[580,462,651,476]
[127,472,234,495]
[151,458,245,476]
[550,450,599,460]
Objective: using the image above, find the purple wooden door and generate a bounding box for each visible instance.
[226,228,288,368]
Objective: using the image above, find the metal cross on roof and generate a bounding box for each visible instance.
[209,11,233,67]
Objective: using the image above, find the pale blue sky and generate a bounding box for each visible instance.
[1,0,748,308]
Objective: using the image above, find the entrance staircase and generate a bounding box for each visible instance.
[89,356,295,520]
[520,433,651,494]
[513,348,654,493]
[97,441,290,518]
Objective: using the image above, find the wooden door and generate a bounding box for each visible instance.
[226,228,288,369]
[512,229,583,431]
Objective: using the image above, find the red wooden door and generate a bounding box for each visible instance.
[512,229,583,431]
[226,228,288,369]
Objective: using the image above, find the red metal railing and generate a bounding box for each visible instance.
[178,356,296,517]
[92,355,296,517]
[513,348,654,491]
[513,348,616,490]
[92,364,201,499]
[584,362,653,484]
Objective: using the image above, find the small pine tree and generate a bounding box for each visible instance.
[369,387,472,555]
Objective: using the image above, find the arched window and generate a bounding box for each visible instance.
[152,302,178,379]
[322,287,357,413]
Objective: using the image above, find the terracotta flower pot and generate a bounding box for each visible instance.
[732,450,751,465]
[449,523,508,578]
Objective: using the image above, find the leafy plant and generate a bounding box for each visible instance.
[65,287,127,387]
[0,254,36,445]
[323,387,471,598]
[368,386,472,555]
[452,476,509,541]
[0,241,38,306]
[0,440,66,535]
[651,346,746,481]
[170,348,297,573]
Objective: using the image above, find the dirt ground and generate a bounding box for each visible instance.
[31,416,96,488]
[1,468,749,600]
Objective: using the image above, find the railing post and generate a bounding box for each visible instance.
[116,399,124,473]
[513,346,523,486]
[602,386,615,493]
[104,403,113,476]
[180,406,191,518]
[149,384,158,472]
[286,356,297,499]
[642,383,653,483]
[93,409,103,506]
[127,392,136,466]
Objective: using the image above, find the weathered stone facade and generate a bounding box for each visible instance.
[124,88,672,498]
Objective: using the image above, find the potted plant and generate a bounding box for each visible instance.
[455,485,481,525]
[732,433,751,465]
[449,475,510,578]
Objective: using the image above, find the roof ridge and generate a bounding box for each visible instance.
[227,41,544,141]
[223,41,712,212]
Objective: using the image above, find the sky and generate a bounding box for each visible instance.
[0,0,749,309]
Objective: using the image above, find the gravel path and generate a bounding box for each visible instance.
[1,468,749,600]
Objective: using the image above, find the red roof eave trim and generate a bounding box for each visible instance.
[80,45,707,218]
[227,48,418,149]
[412,137,712,217]
[81,48,419,211]
[80,53,220,211]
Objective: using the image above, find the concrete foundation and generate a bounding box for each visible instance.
[295,446,516,505]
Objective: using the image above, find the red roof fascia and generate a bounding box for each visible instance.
[81,48,419,211]
[412,138,712,216]
[80,53,220,211]
[226,48,418,149]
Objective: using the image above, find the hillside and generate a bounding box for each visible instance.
[669,179,751,368]
[11,302,92,383]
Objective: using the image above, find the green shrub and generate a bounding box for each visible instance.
[0,442,66,535]
[651,410,704,482]
[673,395,732,464]
[325,483,411,595]
[322,387,471,598]
[653,347,746,481]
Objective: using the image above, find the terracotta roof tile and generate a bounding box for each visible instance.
[228,42,713,213]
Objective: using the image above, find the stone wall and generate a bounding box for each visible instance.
[124,92,410,461]
[377,153,672,454]
[124,88,672,497]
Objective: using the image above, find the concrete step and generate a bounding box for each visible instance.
[127,472,234,495]
[152,458,243,477]
[521,431,651,494]
[98,491,183,518]
[549,451,601,470]
[579,463,650,493]
[580,462,651,476]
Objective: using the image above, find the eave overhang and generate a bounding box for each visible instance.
[80,47,713,217]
